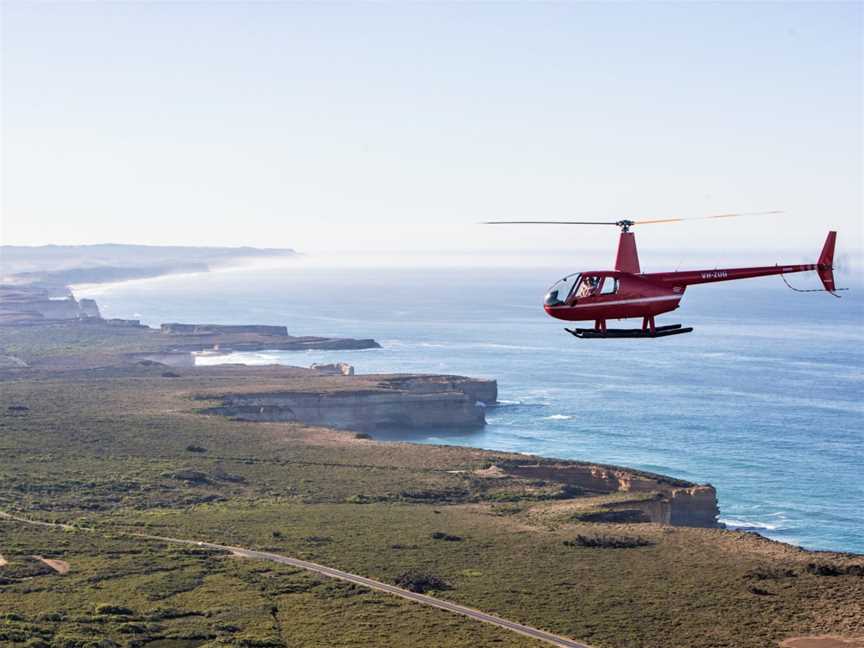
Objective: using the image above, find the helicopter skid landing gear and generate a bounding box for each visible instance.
[565,323,694,339]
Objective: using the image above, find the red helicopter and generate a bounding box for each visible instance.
[487,212,842,338]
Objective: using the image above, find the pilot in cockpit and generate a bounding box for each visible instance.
[576,276,600,298]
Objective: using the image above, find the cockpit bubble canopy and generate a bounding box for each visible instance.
[544,273,580,307]
[545,273,618,306]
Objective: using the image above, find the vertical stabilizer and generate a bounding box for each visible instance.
[615,231,641,274]
[817,231,837,293]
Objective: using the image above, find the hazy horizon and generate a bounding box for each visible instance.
[2,2,862,258]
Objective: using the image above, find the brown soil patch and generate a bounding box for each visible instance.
[33,555,70,575]
[0,552,7,567]
[781,637,864,648]
[473,465,506,479]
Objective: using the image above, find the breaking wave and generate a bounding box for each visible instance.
[720,518,784,532]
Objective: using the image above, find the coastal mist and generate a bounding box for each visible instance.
[80,265,864,553]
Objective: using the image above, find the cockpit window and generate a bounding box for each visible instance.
[600,277,618,295]
[544,274,580,307]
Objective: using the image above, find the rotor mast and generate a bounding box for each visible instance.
[615,227,640,274]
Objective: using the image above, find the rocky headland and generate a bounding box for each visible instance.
[192,367,720,528]
[0,243,297,291]
[200,374,497,432]
[0,284,379,370]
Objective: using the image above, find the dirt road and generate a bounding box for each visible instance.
[1,510,594,648]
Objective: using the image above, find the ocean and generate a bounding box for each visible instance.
[77,262,864,554]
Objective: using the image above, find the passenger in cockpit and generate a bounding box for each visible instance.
[577,276,599,298]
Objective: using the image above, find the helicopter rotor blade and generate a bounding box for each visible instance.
[483,221,621,225]
[484,211,782,227]
[632,210,783,225]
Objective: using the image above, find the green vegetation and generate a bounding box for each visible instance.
[1,321,863,647]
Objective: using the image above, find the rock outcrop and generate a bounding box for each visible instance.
[311,362,355,376]
[0,290,100,324]
[133,352,197,368]
[503,461,720,528]
[78,298,101,318]
[105,318,145,328]
[161,323,289,336]
[382,375,497,405]
[201,374,497,431]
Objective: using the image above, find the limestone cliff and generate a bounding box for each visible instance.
[201,374,497,431]
[0,287,100,324]
[161,323,289,336]
[379,375,498,405]
[311,362,355,376]
[503,461,720,528]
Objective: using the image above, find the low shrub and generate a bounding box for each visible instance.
[118,622,148,634]
[573,509,650,524]
[563,535,653,549]
[165,469,209,484]
[747,585,774,596]
[745,567,797,581]
[94,604,134,616]
[806,563,864,577]
[394,571,451,594]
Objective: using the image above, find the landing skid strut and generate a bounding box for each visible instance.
[565,323,694,339]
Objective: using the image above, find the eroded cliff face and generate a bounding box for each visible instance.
[198,374,717,529]
[161,323,289,336]
[201,374,497,431]
[667,485,719,527]
[503,462,720,528]
[0,289,100,324]
[380,375,498,405]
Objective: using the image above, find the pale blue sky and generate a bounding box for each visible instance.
[1,1,861,261]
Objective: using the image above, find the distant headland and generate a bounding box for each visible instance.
[0,243,298,296]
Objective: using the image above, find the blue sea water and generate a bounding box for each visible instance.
[79,264,864,554]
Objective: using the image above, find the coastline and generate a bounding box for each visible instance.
[3,278,864,647]
[6,260,856,551]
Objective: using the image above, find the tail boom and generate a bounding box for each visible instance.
[644,231,838,291]
[645,263,817,287]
